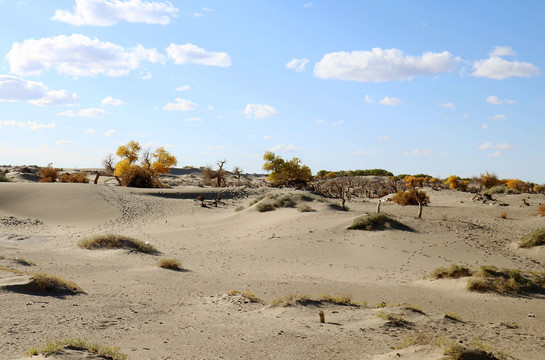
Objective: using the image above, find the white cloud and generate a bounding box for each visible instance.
[163,98,197,111]
[244,103,278,119]
[364,95,374,103]
[439,102,455,109]
[304,2,313,7]
[440,152,449,156]
[85,128,96,134]
[482,124,488,130]
[263,135,273,140]
[406,149,433,155]
[57,108,105,117]
[54,139,74,145]
[378,135,392,140]
[379,96,402,106]
[175,85,190,91]
[486,95,516,105]
[472,50,539,80]
[0,75,79,106]
[167,43,231,67]
[332,120,344,125]
[489,114,506,121]
[270,144,302,153]
[51,0,180,26]
[249,134,256,138]
[490,46,516,57]
[315,119,325,124]
[140,72,152,80]
[0,120,55,130]
[185,117,202,122]
[488,151,502,158]
[102,96,123,106]
[6,34,163,77]
[286,58,310,72]
[314,48,459,82]
[478,142,514,150]
[104,129,115,136]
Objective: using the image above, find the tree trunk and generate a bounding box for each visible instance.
[411,185,423,218]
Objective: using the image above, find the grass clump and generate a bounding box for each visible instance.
[0,265,22,274]
[235,206,245,212]
[519,228,545,248]
[78,234,159,254]
[0,173,11,182]
[30,272,84,294]
[226,290,261,302]
[483,185,506,195]
[256,202,275,212]
[377,311,408,326]
[297,204,314,212]
[348,213,410,231]
[157,258,182,270]
[538,204,545,216]
[271,293,312,307]
[430,264,472,279]
[25,338,128,360]
[319,294,359,306]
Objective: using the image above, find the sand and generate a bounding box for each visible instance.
[1,168,544,359]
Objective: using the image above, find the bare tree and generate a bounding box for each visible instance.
[216,159,227,188]
[99,154,122,185]
[233,166,243,186]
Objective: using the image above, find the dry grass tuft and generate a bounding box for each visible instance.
[430,264,472,279]
[377,311,408,326]
[500,210,508,219]
[256,202,275,212]
[235,206,245,212]
[319,294,359,306]
[78,234,159,254]
[226,290,261,303]
[297,204,314,212]
[30,272,84,294]
[157,258,182,270]
[391,189,429,206]
[271,293,312,307]
[519,228,545,248]
[25,338,128,360]
[538,204,545,216]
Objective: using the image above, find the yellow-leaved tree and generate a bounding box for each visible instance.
[262,151,311,187]
[113,140,177,187]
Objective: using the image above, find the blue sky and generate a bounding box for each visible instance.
[0,1,544,182]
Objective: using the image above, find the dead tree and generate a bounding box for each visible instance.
[216,160,227,188]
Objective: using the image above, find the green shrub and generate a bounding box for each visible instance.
[519,228,545,248]
[78,234,159,254]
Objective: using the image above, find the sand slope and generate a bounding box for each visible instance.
[1,181,544,359]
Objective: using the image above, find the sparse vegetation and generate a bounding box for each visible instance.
[256,202,275,212]
[538,204,545,217]
[431,264,545,295]
[484,185,506,195]
[444,312,462,322]
[391,189,429,206]
[226,290,261,302]
[0,173,10,182]
[38,164,60,182]
[157,258,182,270]
[430,264,472,279]
[319,294,359,306]
[59,172,89,183]
[348,213,411,231]
[78,234,159,254]
[519,228,545,248]
[235,206,245,212]
[377,311,408,326]
[29,272,83,294]
[271,293,312,307]
[25,338,128,360]
[297,204,313,212]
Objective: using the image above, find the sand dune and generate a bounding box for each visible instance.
[1,175,544,359]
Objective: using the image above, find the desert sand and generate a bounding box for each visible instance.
[1,167,544,359]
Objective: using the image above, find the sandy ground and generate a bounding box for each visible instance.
[1,169,545,359]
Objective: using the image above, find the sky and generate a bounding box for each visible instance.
[0,1,544,183]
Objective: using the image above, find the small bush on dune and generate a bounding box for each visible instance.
[319,294,359,306]
[271,293,312,307]
[348,213,411,231]
[30,272,83,294]
[38,165,60,182]
[78,234,159,254]
[59,172,90,183]
[484,186,505,195]
[430,264,472,279]
[256,202,275,212]
[157,258,182,270]
[272,195,295,208]
[121,166,159,188]
[235,206,245,212]
[0,173,10,182]
[297,204,313,212]
[538,204,545,217]
[25,339,128,360]
[391,189,429,206]
[519,228,545,248]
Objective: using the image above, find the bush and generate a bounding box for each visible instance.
[478,171,502,189]
[256,202,275,212]
[262,151,311,187]
[519,228,545,248]
[534,185,545,194]
[30,272,83,294]
[157,258,182,270]
[484,186,506,195]
[38,165,60,182]
[235,206,245,212]
[297,205,313,212]
[121,166,158,188]
[391,189,429,206]
[59,172,89,183]
[78,234,159,254]
[348,213,410,231]
[0,173,10,182]
[430,264,472,279]
[538,204,545,217]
